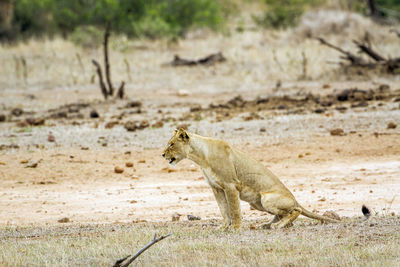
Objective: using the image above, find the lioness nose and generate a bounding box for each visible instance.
[162,153,165,157]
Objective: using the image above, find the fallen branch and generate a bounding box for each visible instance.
[92,60,108,99]
[316,37,364,65]
[165,52,226,67]
[353,40,386,62]
[113,233,172,267]
[316,36,400,74]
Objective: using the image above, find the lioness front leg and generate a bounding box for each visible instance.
[211,186,231,230]
[224,185,241,229]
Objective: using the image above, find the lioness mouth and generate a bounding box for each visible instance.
[169,157,176,164]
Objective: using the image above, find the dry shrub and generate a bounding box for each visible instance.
[296,9,378,40]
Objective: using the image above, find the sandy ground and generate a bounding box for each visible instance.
[1,115,399,226]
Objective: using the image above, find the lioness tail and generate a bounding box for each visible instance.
[300,206,340,223]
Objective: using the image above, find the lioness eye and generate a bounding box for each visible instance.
[170,143,174,147]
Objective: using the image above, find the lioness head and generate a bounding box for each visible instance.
[162,128,190,166]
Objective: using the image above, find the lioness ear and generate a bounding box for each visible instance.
[178,128,189,141]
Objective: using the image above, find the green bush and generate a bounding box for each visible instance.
[14,0,54,37]
[68,25,104,48]
[256,0,324,29]
[10,0,231,40]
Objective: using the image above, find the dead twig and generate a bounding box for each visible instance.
[113,233,172,267]
[92,60,108,99]
[92,22,125,100]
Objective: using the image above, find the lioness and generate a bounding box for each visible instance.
[162,129,339,230]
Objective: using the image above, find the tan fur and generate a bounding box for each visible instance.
[162,129,339,230]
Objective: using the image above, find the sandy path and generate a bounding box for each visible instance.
[1,134,399,226]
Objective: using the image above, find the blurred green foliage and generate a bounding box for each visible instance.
[8,0,400,40]
[12,0,231,39]
[256,0,325,29]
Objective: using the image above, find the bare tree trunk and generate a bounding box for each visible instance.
[367,0,378,17]
[104,22,114,96]
[0,0,13,29]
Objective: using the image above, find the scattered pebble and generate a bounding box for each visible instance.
[58,217,70,223]
[187,214,201,221]
[105,121,119,129]
[172,213,181,222]
[387,122,397,129]
[114,166,124,174]
[330,128,345,136]
[47,133,55,142]
[90,110,99,118]
[177,89,190,97]
[26,160,39,168]
[125,162,134,168]
[260,127,266,132]
[0,114,5,122]
[150,120,163,129]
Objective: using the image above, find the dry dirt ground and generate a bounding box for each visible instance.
[0,79,399,226]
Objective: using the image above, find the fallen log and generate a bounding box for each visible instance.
[316,36,400,74]
[165,52,226,67]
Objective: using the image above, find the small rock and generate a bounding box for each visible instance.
[177,89,190,97]
[125,100,142,108]
[90,110,99,118]
[323,211,340,220]
[318,197,326,202]
[58,217,70,223]
[260,127,266,132]
[172,213,181,222]
[124,121,137,131]
[47,133,55,142]
[20,159,29,164]
[187,214,201,221]
[114,166,124,174]
[81,146,89,150]
[125,162,134,168]
[105,121,119,129]
[387,122,397,129]
[330,128,345,136]
[11,108,23,117]
[190,105,202,112]
[138,159,146,164]
[26,160,39,168]
[0,114,5,122]
[26,117,45,126]
[151,120,164,128]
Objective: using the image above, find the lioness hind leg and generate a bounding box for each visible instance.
[260,192,299,229]
[271,208,301,229]
[261,215,281,229]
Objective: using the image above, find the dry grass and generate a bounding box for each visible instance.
[0,10,398,96]
[1,217,399,266]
